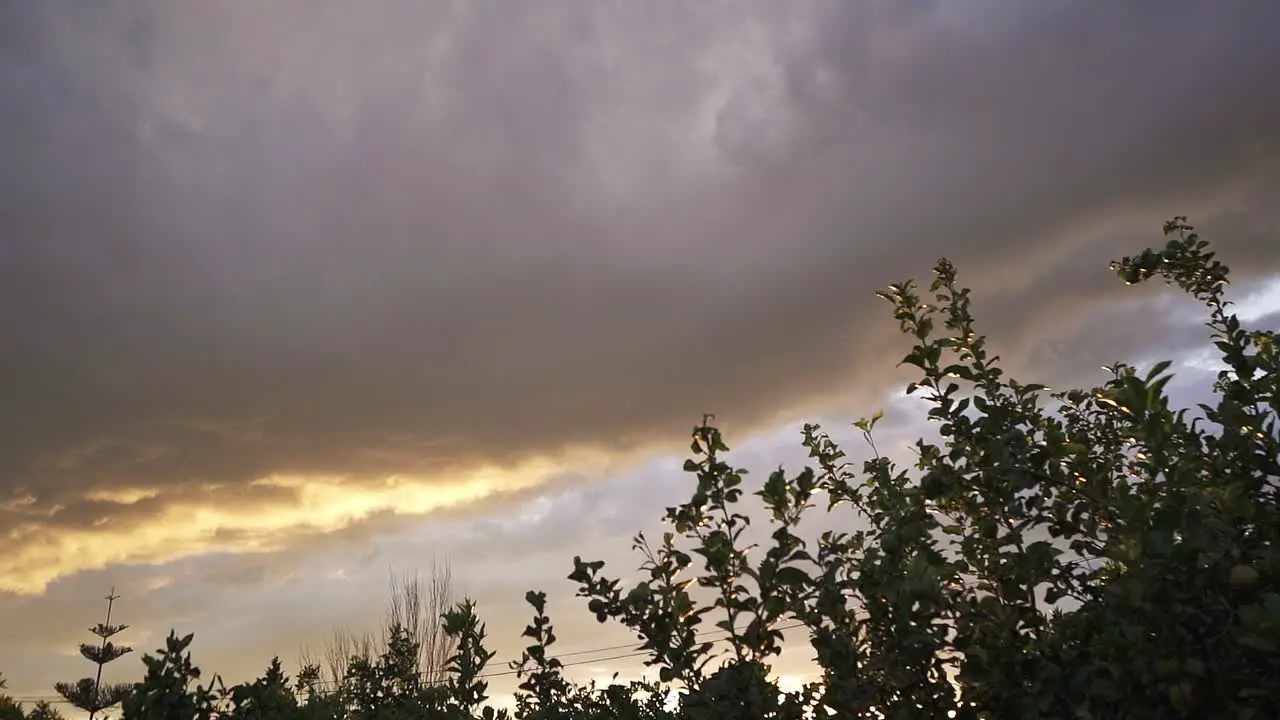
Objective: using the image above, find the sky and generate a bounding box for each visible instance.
[2,0,1280,710]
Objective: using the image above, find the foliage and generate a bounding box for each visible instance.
[221,658,300,720]
[0,676,23,720]
[509,591,572,719]
[45,218,1280,717]
[0,698,22,720]
[120,631,223,720]
[24,701,65,720]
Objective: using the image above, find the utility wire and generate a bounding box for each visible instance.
[8,621,809,702]
[469,622,809,682]
[10,556,1105,702]
[307,620,810,689]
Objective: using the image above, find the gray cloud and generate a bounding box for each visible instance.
[1,0,1279,593]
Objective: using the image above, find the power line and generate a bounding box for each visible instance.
[307,619,809,689]
[8,621,808,702]
[10,557,1103,703]
[465,620,803,681]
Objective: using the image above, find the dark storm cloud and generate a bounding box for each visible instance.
[2,0,1279,589]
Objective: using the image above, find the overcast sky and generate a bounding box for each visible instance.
[3,0,1280,709]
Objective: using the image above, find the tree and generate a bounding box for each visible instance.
[120,631,222,720]
[222,658,300,720]
[119,598,508,720]
[24,701,65,720]
[55,589,134,720]
[297,559,456,694]
[567,216,1278,718]
[0,697,23,720]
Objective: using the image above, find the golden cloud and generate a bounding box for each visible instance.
[0,458,565,596]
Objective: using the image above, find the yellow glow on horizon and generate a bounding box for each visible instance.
[0,458,565,596]
[774,673,813,694]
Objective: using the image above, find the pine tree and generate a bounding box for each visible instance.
[55,588,133,720]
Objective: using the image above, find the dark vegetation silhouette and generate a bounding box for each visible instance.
[3,218,1276,718]
[20,703,63,720]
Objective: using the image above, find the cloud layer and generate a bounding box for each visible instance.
[1,0,1278,599]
